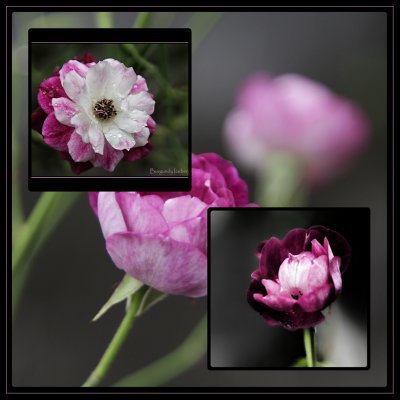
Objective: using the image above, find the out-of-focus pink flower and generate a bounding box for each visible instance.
[89,153,256,297]
[224,73,369,184]
[32,56,156,173]
[247,226,351,331]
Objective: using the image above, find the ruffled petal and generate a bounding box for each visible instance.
[97,192,127,239]
[125,91,155,114]
[130,74,148,94]
[61,70,86,102]
[92,140,124,172]
[103,122,135,151]
[298,284,333,312]
[106,232,207,297]
[254,292,296,312]
[162,196,207,225]
[59,60,89,82]
[42,112,73,151]
[52,97,79,126]
[115,192,169,235]
[37,76,67,114]
[67,131,95,162]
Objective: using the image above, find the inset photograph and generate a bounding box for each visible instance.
[208,208,369,369]
[29,28,191,191]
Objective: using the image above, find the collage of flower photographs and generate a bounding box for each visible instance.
[8,7,393,395]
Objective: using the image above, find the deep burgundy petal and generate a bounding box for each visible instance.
[306,225,351,272]
[31,107,48,132]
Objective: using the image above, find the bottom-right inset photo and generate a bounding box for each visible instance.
[208,208,369,369]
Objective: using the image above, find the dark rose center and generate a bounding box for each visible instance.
[93,99,117,120]
[290,290,303,300]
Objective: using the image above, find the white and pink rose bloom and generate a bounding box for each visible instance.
[89,153,256,298]
[247,226,351,331]
[224,73,369,184]
[32,55,156,173]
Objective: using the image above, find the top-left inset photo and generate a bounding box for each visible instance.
[28,28,191,191]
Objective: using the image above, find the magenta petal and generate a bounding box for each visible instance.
[31,106,48,132]
[298,284,333,312]
[259,237,283,279]
[130,75,148,94]
[59,60,89,81]
[282,228,307,255]
[123,143,152,161]
[169,216,207,254]
[37,76,67,114]
[311,238,326,257]
[329,256,343,295]
[92,141,124,172]
[106,232,207,297]
[52,97,79,126]
[115,192,169,235]
[97,192,127,239]
[88,192,99,215]
[42,112,73,151]
[147,116,156,134]
[277,308,325,331]
[162,196,207,224]
[261,279,281,295]
[255,293,296,312]
[67,132,95,162]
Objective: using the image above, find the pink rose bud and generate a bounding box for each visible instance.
[89,153,256,297]
[224,73,369,184]
[247,226,351,331]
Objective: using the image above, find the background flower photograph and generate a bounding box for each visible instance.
[11,10,388,388]
[209,208,369,368]
[30,42,189,176]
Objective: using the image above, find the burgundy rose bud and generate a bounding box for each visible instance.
[247,226,351,331]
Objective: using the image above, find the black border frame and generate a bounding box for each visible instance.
[28,28,192,191]
[207,207,371,371]
[7,4,394,395]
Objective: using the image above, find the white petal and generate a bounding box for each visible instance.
[62,70,85,101]
[103,122,135,151]
[52,97,79,126]
[104,58,137,98]
[126,92,155,114]
[70,112,91,142]
[85,60,112,99]
[133,127,150,147]
[88,123,105,154]
[114,109,147,133]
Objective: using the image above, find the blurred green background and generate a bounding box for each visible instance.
[12,11,388,388]
[31,41,189,176]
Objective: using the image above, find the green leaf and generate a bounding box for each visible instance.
[137,287,167,316]
[92,275,144,322]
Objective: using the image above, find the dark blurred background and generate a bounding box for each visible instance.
[12,11,388,387]
[31,42,189,177]
[209,208,369,368]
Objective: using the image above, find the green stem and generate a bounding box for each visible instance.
[12,192,80,315]
[256,152,308,207]
[133,12,151,28]
[303,328,317,367]
[82,290,145,387]
[113,315,207,387]
[95,12,113,28]
[12,192,78,276]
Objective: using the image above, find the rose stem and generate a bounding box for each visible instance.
[303,328,317,367]
[82,289,146,387]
